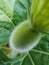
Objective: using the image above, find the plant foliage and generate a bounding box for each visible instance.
[0,0,49,65]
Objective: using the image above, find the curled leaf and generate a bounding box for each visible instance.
[31,0,49,34]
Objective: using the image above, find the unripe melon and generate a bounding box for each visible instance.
[9,20,41,53]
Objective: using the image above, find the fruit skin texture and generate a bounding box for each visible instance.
[9,20,41,53]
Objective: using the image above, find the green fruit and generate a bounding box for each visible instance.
[31,0,49,33]
[9,20,41,53]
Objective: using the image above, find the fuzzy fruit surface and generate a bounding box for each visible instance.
[9,20,41,53]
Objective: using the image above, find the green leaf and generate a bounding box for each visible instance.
[0,0,16,45]
[12,0,31,25]
[0,0,33,65]
[0,0,31,45]
[0,0,49,65]
[0,49,26,65]
[0,0,15,19]
[0,22,14,45]
[31,0,49,34]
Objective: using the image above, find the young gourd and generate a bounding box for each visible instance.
[9,20,41,53]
